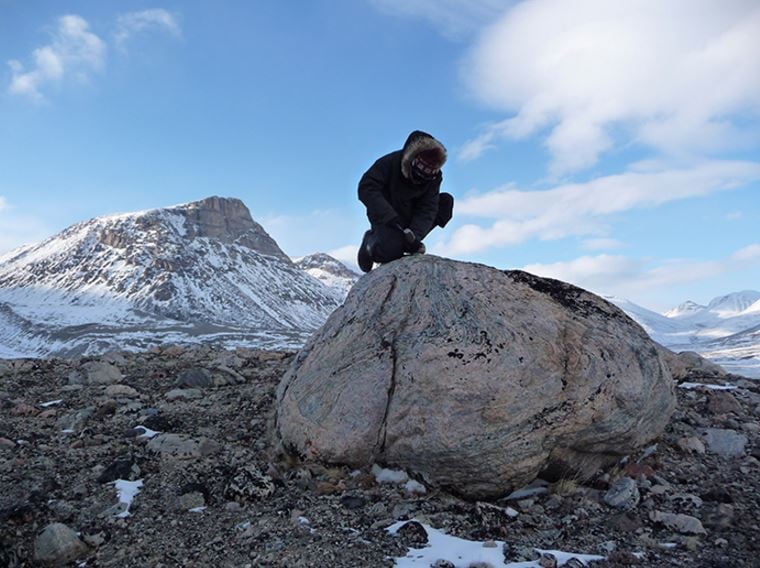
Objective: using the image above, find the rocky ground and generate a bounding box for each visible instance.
[1,346,758,567]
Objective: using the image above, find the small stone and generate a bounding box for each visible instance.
[224,465,275,501]
[396,521,428,547]
[224,501,242,512]
[104,384,138,398]
[0,437,16,450]
[97,457,138,483]
[34,523,88,564]
[82,532,105,548]
[315,481,339,495]
[604,477,640,510]
[700,487,733,503]
[82,361,122,385]
[147,433,219,460]
[677,436,705,454]
[538,553,558,568]
[176,368,212,388]
[700,428,747,458]
[165,388,203,401]
[11,402,38,416]
[649,511,707,535]
[516,498,535,510]
[178,491,205,510]
[340,495,366,510]
[706,391,742,415]
[625,463,655,479]
[544,495,562,510]
[431,560,455,568]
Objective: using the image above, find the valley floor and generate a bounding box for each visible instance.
[1,346,758,567]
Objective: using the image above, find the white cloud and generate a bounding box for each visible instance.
[523,245,760,301]
[369,0,510,39]
[726,211,743,221]
[461,0,760,173]
[7,15,106,101]
[732,244,760,262]
[114,9,181,49]
[442,160,760,255]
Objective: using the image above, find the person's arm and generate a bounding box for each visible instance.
[408,178,441,240]
[358,157,398,226]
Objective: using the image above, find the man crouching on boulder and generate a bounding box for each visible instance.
[356,130,454,273]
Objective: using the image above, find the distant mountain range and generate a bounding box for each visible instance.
[605,291,760,378]
[0,196,756,377]
[0,197,351,357]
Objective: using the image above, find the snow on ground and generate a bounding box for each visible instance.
[677,383,738,391]
[112,479,143,518]
[387,521,605,567]
[372,464,410,484]
[134,425,161,439]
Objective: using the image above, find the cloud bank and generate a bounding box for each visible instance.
[442,160,760,255]
[523,244,760,302]
[461,0,760,173]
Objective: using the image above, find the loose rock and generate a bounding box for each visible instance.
[33,523,89,565]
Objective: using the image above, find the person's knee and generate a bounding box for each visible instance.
[371,228,406,263]
[436,192,454,228]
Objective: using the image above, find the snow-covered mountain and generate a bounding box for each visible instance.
[294,253,359,296]
[0,197,343,357]
[606,291,760,378]
[664,300,706,318]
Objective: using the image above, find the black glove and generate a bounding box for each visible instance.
[402,228,423,253]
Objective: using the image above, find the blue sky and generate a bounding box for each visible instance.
[1,0,759,310]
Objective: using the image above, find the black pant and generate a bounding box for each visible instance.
[368,193,453,264]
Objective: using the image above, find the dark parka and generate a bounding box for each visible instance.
[358,131,444,239]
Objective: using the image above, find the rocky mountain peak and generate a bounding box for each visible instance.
[294,253,359,296]
[0,197,342,357]
[174,196,287,259]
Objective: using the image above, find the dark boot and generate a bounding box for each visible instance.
[357,230,374,273]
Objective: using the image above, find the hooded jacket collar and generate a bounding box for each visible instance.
[400,131,447,181]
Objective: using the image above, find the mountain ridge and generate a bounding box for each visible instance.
[0,196,342,357]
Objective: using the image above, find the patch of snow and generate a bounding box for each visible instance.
[134,425,161,439]
[387,520,605,567]
[503,481,550,501]
[404,479,427,495]
[39,399,63,407]
[112,479,143,518]
[372,464,409,484]
[678,382,738,391]
[188,506,206,513]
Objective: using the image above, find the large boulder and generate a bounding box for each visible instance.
[274,256,675,498]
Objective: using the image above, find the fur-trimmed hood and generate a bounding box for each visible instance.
[400,131,447,181]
